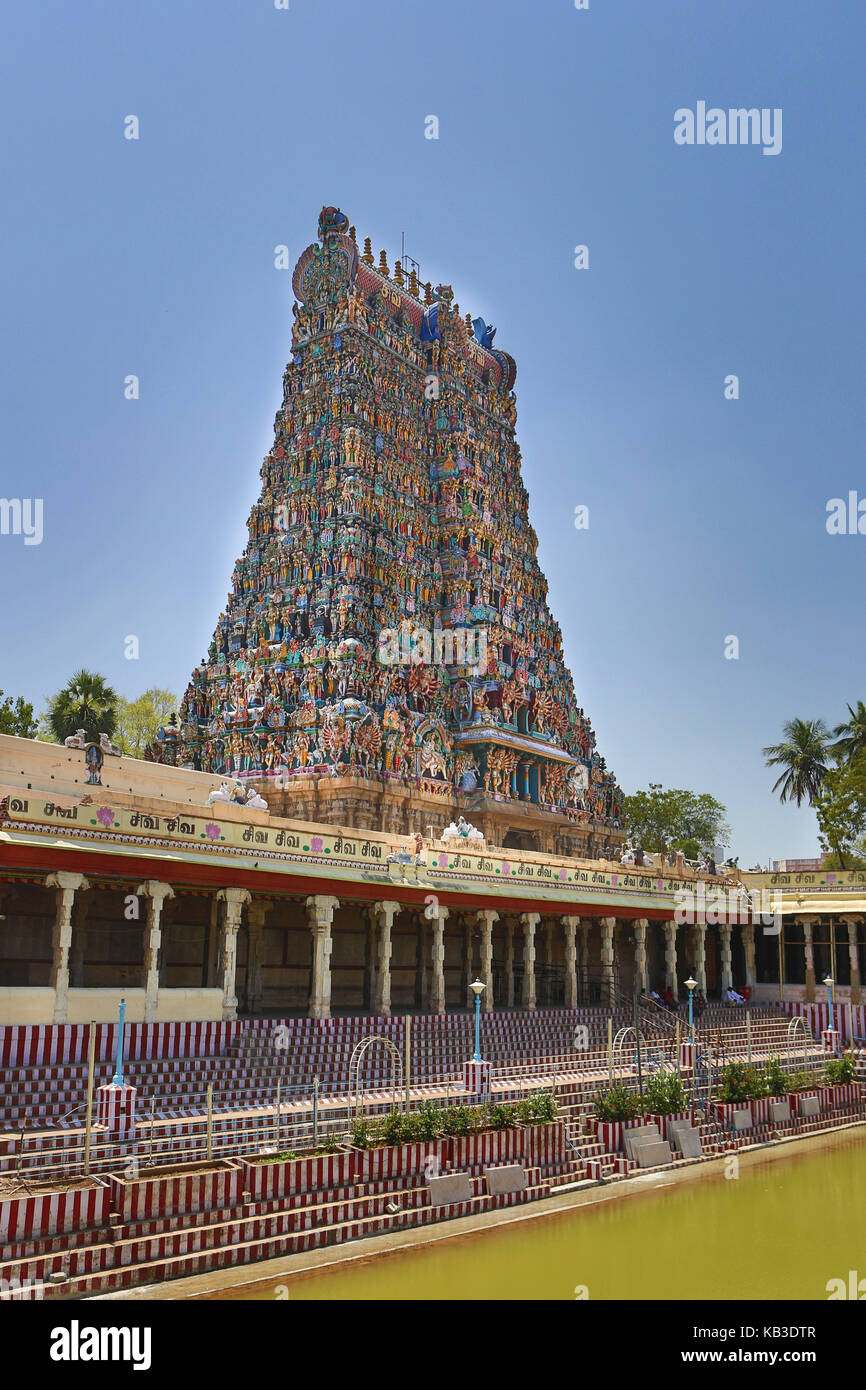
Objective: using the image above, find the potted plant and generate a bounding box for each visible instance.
[240,1132,354,1198]
[753,1055,794,1124]
[592,1083,646,1151]
[711,1062,764,1129]
[515,1093,565,1165]
[643,1072,691,1139]
[820,1053,860,1112]
[350,1102,452,1182]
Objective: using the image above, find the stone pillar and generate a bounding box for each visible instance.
[741,922,756,993]
[504,922,515,1007]
[719,923,733,994]
[216,888,251,1021]
[136,881,175,1024]
[663,919,678,994]
[562,916,579,1009]
[633,917,649,994]
[372,900,400,1018]
[45,872,89,1024]
[693,921,707,996]
[476,910,497,1012]
[429,904,448,1015]
[520,913,539,1011]
[245,898,271,1014]
[802,918,816,1002]
[846,916,862,1005]
[306,895,338,1019]
[600,916,616,1005]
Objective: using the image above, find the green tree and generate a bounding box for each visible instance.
[814,755,866,870]
[762,717,831,806]
[831,701,866,765]
[0,690,39,739]
[46,670,119,745]
[114,688,178,757]
[622,783,731,857]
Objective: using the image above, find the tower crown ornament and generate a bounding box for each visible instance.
[157,207,624,855]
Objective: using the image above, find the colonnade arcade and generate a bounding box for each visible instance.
[5,874,859,1021]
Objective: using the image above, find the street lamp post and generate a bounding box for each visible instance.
[685,977,697,1047]
[112,997,127,1087]
[470,979,485,1062]
[824,975,835,1033]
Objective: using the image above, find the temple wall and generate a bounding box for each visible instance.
[0,987,56,1024]
[0,986,224,1024]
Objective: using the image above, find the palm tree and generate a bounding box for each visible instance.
[832,701,866,764]
[762,718,831,806]
[47,670,119,745]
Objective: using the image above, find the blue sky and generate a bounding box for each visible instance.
[1,0,863,865]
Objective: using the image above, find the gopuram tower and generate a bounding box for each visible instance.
[155,207,624,857]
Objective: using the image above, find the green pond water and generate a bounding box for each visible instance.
[242,1131,866,1301]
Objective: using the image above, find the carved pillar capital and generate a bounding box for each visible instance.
[307,895,338,1018]
[46,872,89,1023]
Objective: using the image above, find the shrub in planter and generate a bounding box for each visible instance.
[484,1102,519,1131]
[372,1108,415,1147]
[527,1092,558,1124]
[351,1117,370,1150]
[440,1105,481,1137]
[825,1054,856,1084]
[644,1072,687,1115]
[788,1070,815,1093]
[716,1062,764,1103]
[762,1056,792,1098]
[594,1083,644,1122]
[408,1100,441,1142]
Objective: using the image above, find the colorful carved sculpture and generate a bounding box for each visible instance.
[156,207,622,838]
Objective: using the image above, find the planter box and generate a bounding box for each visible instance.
[819,1083,860,1111]
[710,1101,755,1131]
[108,1159,241,1222]
[521,1120,568,1167]
[649,1111,693,1142]
[751,1096,792,1126]
[592,1117,649,1153]
[352,1139,451,1183]
[239,1150,354,1201]
[451,1129,523,1170]
[0,1180,110,1244]
[768,1099,794,1126]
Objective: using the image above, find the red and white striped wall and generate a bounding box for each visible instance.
[0,1182,110,1244]
[781,1002,866,1046]
[107,1161,243,1223]
[0,1021,239,1069]
[239,1151,354,1201]
[353,1140,451,1183]
[450,1129,523,1170]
